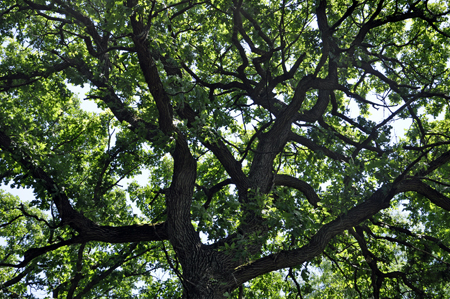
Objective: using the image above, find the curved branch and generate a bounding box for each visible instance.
[0,265,34,289]
[397,179,450,211]
[1,223,168,269]
[231,183,396,288]
[274,174,321,207]
[0,130,169,254]
[0,61,71,92]
[199,178,234,210]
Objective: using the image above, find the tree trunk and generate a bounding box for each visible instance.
[178,246,235,299]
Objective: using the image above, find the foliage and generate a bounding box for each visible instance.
[1,0,450,298]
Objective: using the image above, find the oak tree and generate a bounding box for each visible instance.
[1,0,450,298]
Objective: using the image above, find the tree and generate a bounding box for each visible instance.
[1,0,450,297]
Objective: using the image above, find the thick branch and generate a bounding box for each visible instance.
[0,61,71,92]
[177,105,249,191]
[0,130,168,265]
[1,223,168,269]
[248,75,314,190]
[230,183,396,288]
[274,174,321,207]
[199,178,234,210]
[397,179,450,211]
[128,15,174,133]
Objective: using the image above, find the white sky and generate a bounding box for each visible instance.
[0,79,417,211]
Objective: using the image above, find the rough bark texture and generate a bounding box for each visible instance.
[1,0,450,298]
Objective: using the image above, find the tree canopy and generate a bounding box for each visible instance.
[1,0,450,298]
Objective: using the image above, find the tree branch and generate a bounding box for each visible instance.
[397,179,450,211]
[231,183,396,287]
[274,174,321,207]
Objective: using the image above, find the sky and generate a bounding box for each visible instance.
[0,80,416,218]
[0,59,424,299]
[0,84,148,207]
[0,80,416,255]
[0,8,418,225]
